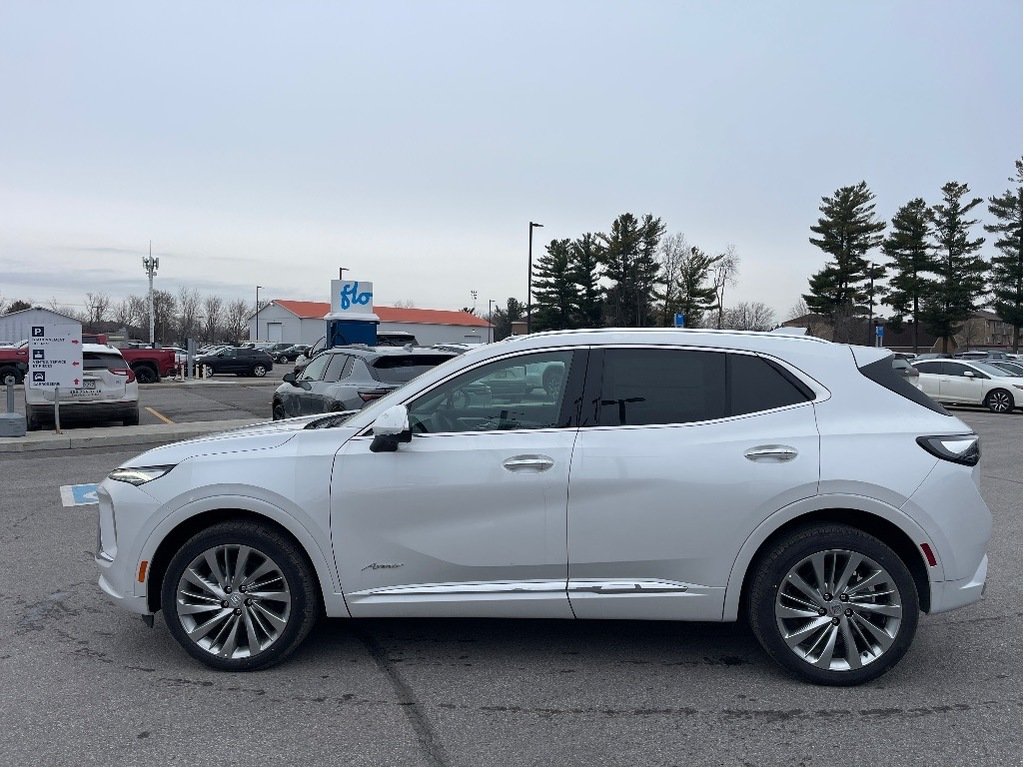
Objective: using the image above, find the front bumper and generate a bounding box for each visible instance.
[94,478,161,616]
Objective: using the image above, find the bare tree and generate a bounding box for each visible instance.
[224,298,250,344]
[84,292,111,329]
[112,297,137,328]
[128,295,149,338]
[203,295,223,342]
[47,297,82,321]
[177,287,203,343]
[710,245,740,329]
[152,290,177,344]
[721,301,776,331]
[392,299,416,308]
[787,297,809,322]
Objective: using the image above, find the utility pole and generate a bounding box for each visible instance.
[142,241,159,346]
[488,299,495,343]
[527,221,543,334]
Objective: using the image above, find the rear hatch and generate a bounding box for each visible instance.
[61,351,132,403]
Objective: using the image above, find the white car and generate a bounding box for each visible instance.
[26,343,140,430]
[912,359,1023,413]
[96,329,991,685]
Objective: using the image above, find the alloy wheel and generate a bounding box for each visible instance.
[987,389,1012,413]
[774,548,903,672]
[175,544,291,659]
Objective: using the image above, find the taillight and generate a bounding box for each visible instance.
[916,434,980,466]
[110,367,136,383]
[357,388,392,402]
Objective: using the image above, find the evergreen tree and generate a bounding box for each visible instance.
[5,299,32,313]
[655,236,721,327]
[921,181,987,352]
[802,182,886,342]
[570,233,604,328]
[881,198,934,353]
[491,298,525,341]
[532,238,578,332]
[985,159,1023,352]
[599,213,665,326]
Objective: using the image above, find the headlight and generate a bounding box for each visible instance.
[108,465,176,485]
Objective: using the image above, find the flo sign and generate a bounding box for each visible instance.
[28,323,83,389]
[330,280,374,315]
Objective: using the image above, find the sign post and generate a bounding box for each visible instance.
[28,323,83,433]
[875,323,884,348]
[674,313,686,328]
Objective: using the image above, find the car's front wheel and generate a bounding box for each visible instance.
[985,388,1014,414]
[161,521,320,671]
[748,523,918,686]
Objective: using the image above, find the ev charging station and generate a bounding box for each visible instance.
[324,279,379,346]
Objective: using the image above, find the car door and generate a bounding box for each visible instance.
[913,361,947,399]
[943,362,986,404]
[566,347,820,622]
[330,348,587,619]
[293,352,334,415]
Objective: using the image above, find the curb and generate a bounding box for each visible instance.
[0,417,260,454]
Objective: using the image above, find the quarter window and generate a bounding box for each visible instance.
[324,354,352,382]
[729,354,811,415]
[300,354,331,382]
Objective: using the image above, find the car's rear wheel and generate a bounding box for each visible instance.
[202,365,215,379]
[277,354,288,364]
[253,364,268,377]
[272,400,287,420]
[133,365,158,384]
[161,521,320,671]
[748,523,918,686]
[984,388,1013,414]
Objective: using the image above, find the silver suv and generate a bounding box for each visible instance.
[272,346,457,419]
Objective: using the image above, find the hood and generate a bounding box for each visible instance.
[120,413,349,467]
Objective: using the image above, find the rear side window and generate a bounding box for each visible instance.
[324,354,352,382]
[598,349,726,426]
[83,352,125,371]
[371,354,455,384]
[860,355,948,415]
[729,354,812,416]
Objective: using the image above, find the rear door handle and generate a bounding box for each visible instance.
[502,455,555,472]
[744,445,799,462]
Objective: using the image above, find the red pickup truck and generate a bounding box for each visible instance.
[0,336,176,384]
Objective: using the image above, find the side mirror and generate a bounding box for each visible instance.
[963,371,975,378]
[369,405,412,453]
[283,372,297,385]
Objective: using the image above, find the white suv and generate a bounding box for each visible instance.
[96,329,991,685]
[26,343,140,430]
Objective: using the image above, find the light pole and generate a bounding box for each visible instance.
[255,285,264,341]
[142,241,159,346]
[488,299,495,343]
[527,221,543,334]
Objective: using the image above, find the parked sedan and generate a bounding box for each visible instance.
[272,344,308,364]
[272,346,457,419]
[196,347,274,377]
[913,359,1022,413]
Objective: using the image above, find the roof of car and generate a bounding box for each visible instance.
[325,345,458,358]
[82,342,124,356]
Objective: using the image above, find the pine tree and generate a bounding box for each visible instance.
[882,198,934,353]
[921,181,987,352]
[802,182,886,342]
[491,298,526,341]
[655,236,721,328]
[531,238,578,332]
[985,159,1023,352]
[599,213,665,327]
[570,233,604,328]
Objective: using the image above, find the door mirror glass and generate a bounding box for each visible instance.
[283,372,296,385]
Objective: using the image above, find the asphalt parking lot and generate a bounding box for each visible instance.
[0,398,1019,765]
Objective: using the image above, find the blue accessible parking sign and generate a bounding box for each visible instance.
[59,483,99,507]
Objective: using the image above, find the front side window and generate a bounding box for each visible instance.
[300,353,332,382]
[408,351,575,434]
[324,354,352,382]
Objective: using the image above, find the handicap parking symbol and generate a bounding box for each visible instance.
[59,483,99,507]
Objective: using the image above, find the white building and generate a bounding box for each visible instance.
[249,300,492,346]
[0,306,82,344]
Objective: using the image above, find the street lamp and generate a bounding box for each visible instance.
[255,285,264,341]
[142,241,159,346]
[526,221,543,334]
[488,299,496,343]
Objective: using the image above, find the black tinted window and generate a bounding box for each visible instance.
[83,352,125,371]
[860,356,948,415]
[914,361,944,374]
[371,354,455,384]
[729,354,811,415]
[598,349,726,426]
[324,354,351,382]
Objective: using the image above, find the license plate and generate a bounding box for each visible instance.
[80,380,97,390]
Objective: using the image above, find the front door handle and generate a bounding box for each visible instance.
[744,445,799,462]
[502,455,555,472]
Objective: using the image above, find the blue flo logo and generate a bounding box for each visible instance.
[339,282,373,310]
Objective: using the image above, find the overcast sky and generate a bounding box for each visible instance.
[1,1,1020,321]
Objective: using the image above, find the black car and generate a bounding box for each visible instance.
[196,347,275,377]
[272,346,456,419]
[272,344,308,363]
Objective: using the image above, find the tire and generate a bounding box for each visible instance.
[25,406,42,431]
[272,400,287,420]
[984,388,1014,414]
[747,523,918,686]
[0,365,21,385]
[202,365,215,379]
[252,364,268,378]
[277,355,288,364]
[161,520,320,672]
[122,407,140,426]
[134,365,158,384]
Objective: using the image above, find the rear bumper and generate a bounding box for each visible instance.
[28,401,137,422]
[929,554,987,614]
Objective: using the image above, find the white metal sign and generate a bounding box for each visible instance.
[28,323,84,389]
[330,280,374,315]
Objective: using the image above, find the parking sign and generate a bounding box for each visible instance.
[28,323,83,389]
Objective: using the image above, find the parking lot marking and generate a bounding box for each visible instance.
[145,406,174,424]
[59,483,99,506]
